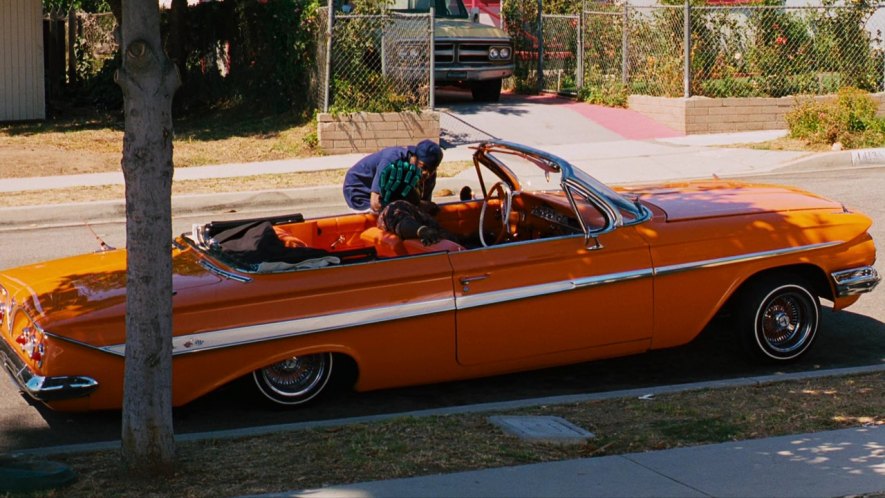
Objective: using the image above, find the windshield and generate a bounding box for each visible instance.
[568,168,647,223]
[389,0,468,18]
[475,140,649,225]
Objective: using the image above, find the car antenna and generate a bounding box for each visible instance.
[84,222,116,252]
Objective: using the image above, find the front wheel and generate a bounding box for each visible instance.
[736,277,820,362]
[253,353,333,406]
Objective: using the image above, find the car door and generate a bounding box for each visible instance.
[170,240,459,398]
[450,195,654,367]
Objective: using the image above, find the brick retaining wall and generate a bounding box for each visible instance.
[628,93,885,134]
[317,111,440,154]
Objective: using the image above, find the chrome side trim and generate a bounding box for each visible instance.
[456,269,654,310]
[831,266,880,297]
[0,333,98,402]
[654,241,843,277]
[199,260,252,283]
[101,297,456,357]
[88,241,844,357]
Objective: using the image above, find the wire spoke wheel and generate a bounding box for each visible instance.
[253,353,333,406]
[759,293,813,353]
[739,277,820,362]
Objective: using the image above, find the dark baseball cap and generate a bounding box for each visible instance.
[414,140,443,170]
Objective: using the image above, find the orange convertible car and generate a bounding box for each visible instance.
[1,141,879,411]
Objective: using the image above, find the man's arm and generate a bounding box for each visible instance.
[422,173,437,201]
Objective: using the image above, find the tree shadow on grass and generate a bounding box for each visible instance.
[173,105,314,142]
[2,104,313,143]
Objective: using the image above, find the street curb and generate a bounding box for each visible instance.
[771,147,885,172]
[8,363,885,458]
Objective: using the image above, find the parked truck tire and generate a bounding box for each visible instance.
[471,79,502,102]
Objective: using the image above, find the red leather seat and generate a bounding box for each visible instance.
[360,227,464,258]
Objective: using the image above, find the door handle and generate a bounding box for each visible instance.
[459,273,490,292]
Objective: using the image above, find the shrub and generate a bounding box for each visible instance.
[786,87,885,148]
[578,82,629,107]
[226,0,320,112]
[700,78,762,98]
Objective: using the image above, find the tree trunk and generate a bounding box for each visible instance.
[115,0,181,474]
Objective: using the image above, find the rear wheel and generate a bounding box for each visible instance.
[736,277,819,362]
[471,79,502,102]
[252,353,333,406]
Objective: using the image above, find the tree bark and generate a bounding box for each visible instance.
[115,0,181,474]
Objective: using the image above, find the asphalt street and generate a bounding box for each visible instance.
[1,166,883,455]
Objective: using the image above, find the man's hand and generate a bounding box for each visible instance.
[416,226,441,246]
[370,192,382,214]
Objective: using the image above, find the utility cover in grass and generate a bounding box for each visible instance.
[488,415,594,444]
[0,456,77,492]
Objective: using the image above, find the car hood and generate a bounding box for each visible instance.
[0,247,222,345]
[627,181,844,221]
[434,19,509,40]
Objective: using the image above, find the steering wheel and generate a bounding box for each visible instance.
[479,181,513,247]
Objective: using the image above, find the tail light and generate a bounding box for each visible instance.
[17,325,46,369]
[0,285,7,331]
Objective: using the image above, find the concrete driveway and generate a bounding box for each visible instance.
[435,89,682,148]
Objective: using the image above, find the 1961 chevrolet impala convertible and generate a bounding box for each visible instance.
[0,141,879,411]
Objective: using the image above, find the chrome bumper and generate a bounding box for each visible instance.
[0,337,98,402]
[831,266,881,297]
[435,65,514,83]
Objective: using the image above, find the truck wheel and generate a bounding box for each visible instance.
[472,79,502,102]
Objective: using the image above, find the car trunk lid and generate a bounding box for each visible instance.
[0,247,223,346]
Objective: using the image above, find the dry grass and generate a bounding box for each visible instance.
[16,372,883,498]
[723,136,833,152]
[0,109,320,180]
[1,108,474,208]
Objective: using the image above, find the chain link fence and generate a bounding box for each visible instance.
[510,1,885,99]
[315,7,433,113]
[583,5,885,97]
[541,14,580,94]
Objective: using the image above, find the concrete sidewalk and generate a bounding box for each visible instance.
[266,426,883,498]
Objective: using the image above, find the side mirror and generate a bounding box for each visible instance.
[471,7,479,23]
[459,186,473,201]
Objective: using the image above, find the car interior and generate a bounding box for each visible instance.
[190,188,589,273]
[187,144,617,273]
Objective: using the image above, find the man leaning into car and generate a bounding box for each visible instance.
[342,139,443,214]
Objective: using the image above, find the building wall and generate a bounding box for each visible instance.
[1,0,46,122]
[318,111,440,154]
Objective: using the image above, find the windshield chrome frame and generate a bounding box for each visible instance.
[473,140,650,239]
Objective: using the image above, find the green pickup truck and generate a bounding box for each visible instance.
[390,0,514,102]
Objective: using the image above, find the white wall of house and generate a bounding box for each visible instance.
[0,0,46,121]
